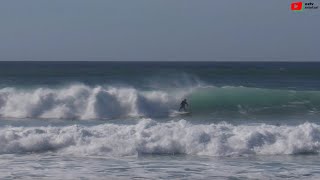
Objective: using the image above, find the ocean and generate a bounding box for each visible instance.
[0,61,320,179]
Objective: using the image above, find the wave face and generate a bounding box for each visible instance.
[0,85,320,120]
[1,119,320,156]
[189,86,320,115]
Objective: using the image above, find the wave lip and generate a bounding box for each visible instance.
[0,120,320,156]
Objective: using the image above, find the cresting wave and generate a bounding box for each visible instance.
[0,84,320,120]
[1,119,320,156]
[0,84,184,119]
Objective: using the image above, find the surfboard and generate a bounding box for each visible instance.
[177,111,191,115]
[169,110,192,117]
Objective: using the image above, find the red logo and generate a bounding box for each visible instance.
[291,2,303,11]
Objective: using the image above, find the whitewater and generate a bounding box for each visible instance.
[2,119,320,156]
[1,61,320,179]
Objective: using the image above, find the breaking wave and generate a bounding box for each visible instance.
[0,84,320,120]
[1,119,320,156]
[0,84,185,119]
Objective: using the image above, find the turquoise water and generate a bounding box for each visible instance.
[1,61,320,179]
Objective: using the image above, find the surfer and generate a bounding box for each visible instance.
[179,99,189,112]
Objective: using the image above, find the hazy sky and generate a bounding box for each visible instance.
[0,0,319,61]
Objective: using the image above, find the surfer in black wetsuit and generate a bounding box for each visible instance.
[179,99,189,112]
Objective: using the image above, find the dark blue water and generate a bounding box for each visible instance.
[1,61,320,90]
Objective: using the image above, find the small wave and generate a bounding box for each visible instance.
[1,119,320,156]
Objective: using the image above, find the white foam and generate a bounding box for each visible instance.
[0,120,320,156]
[0,85,183,120]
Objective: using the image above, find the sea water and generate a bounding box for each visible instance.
[1,61,320,179]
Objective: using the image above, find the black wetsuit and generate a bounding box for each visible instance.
[179,100,188,111]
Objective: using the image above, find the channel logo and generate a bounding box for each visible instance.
[291,2,304,11]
